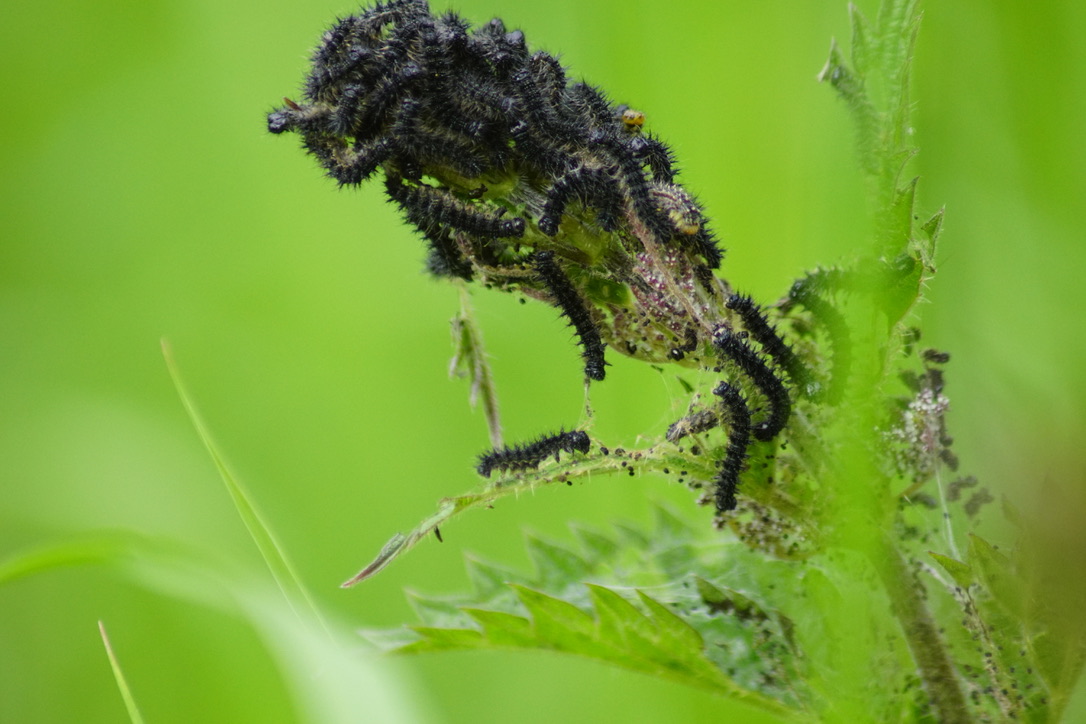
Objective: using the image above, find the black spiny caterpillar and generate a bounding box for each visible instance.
[385,174,526,239]
[711,382,751,513]
[726,293,812,394]
[533,250,608,381]
[476,429,592,478]
[712,329,791,441]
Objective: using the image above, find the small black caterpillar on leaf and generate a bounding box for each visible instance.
[476,429,591,478]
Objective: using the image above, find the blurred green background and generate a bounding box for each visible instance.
[2,0,1083,721]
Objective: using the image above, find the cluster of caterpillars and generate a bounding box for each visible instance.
[265,0,725,368]
[267,0,851,514]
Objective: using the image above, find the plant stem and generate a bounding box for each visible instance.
[878,538,972,723]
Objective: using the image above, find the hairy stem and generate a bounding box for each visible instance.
[878,539,971,723]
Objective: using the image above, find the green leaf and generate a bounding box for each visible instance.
[370,514,807,717]
[464,555,523,599]
[357,626,420,653]
[525,534,592,586]
[917,206,944,266]
[342,494,485,586]
[637,591,702,652]
[406,590,467,628]
[819,38,864,108]
[928,552,974,590]
[98,621,146,724]
[884,175,918,251]
[652,503,691,539]
[1030,631,1069,699]
[968,534,1024,617]
[512,584,597,647]
[586,584,658,651]
[848,3,873,77]
[341,454,638,586]
[401,626,485,652]
[569,523,619,561]
[162,341,324,632]
[0,533,142,586]
[405,580,791,715]
[462,608,534,647]
[612,521,652,550]
[1,534,424,723]
[695,577,770,624]
[919,207,944,245]
[819,34,878,180]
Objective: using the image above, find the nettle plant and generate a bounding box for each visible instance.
[266,1,1083,721]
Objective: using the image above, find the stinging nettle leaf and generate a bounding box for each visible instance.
[401,626,485,653]
[611,522,653,551]
[363,512,810,716]
[462,608,534,648]
[586,584,658,650]
[511,584,597,647]
[695,577,770,624]
[652,504,692,539]
[464,555,525,600]
[848,3,874,77]
[569,524,619,562]
[406,590,469,628]
[968,534,1025,618]
[928,552,974,591]
[525,534,593,586]
[636,590,707,656]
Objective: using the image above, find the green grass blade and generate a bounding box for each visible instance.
[161,339,325,631]
[98,621,146,724]
[0,535,135,586]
